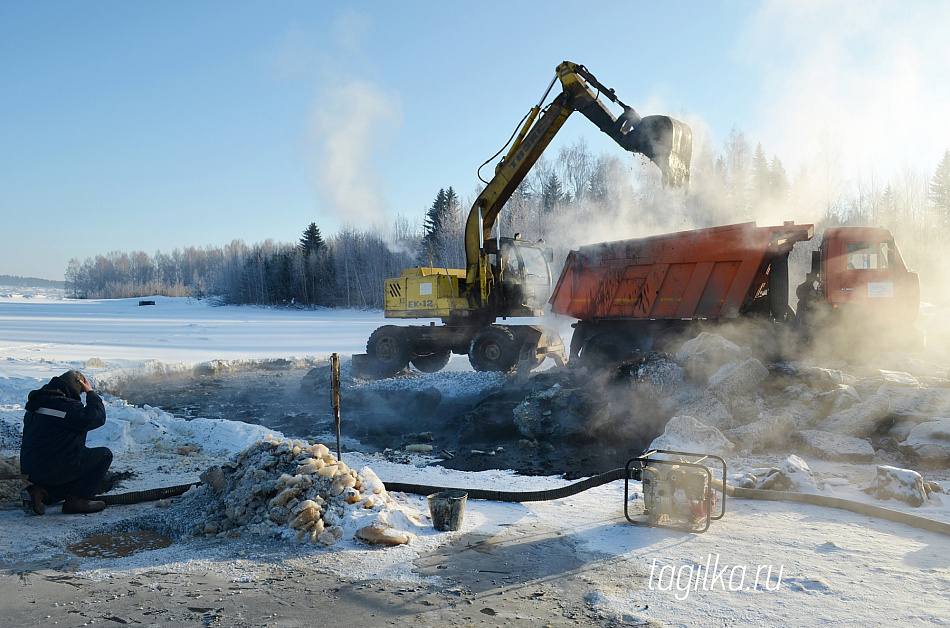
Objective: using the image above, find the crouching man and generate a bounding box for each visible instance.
[20,370,112,515]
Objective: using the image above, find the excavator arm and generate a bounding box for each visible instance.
[463,61,693,299]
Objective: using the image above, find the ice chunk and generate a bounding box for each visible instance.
[649,415,734,456]
[864,465,929,507]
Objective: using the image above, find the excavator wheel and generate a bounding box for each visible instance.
[469,326,519,373]
[411,350,452,373]
[365,325,411,378]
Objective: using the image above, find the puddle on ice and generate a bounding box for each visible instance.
[67,530,173,558]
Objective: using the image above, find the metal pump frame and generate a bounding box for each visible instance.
[624,449,727,533]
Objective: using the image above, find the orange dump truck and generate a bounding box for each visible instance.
[549,221,922,362]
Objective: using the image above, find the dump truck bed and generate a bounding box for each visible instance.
[549,222,814,321]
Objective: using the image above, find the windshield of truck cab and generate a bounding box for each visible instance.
[846,241,894,270]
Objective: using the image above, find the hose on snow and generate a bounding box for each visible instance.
[87,471,950,540]
[97,482,197,505]
[710,478,950,538]
[383,467,632,502]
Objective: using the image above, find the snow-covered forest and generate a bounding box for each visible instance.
[64,131,950,306]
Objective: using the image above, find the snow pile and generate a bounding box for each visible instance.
[778,454,818,491]
[192,436,425,547]
[91,395,276,458]
[735,455,818,491]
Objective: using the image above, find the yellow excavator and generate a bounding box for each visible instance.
[355,61,692,377]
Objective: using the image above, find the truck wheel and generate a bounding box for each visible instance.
[469,326,518,373]
[655,325,692,353]
[580,331,634,368]
[366,326,411,378]
[411,350,451,373]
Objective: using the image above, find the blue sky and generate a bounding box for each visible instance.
[2,1,948,280]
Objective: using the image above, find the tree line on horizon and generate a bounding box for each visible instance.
[65,130,950,306]
[0,275,64,288]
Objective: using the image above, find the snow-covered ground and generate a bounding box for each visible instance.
[2,289,950,626]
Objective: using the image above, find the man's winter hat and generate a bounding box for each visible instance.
[59,370,86,397]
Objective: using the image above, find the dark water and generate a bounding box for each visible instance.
[111,366,470,449]
[67,530,173,558]
[115,367,335,440]
[109,366,658,479]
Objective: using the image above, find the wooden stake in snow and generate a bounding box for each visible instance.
[331,353,342,461]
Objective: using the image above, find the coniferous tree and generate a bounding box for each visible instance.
[879,184,897,228]
[299,223,326,257]
[541,171,564,213]
[724,126,751,218]
[297,223,332,305]
[713,155,728,184]
[769,155,789,204]
[750,143,770,206]
[928,149,950,229]
[420,187,458,266]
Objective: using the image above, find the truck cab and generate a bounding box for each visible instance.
[820,227,920,327]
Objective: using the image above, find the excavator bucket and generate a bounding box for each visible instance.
[623,115,692,189]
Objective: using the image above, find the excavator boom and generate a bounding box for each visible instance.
[464,61,692,292]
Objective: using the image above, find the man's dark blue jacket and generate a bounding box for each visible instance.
[21,375,107,486]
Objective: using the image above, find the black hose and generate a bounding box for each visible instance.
[97,482,198,505]
[390,471,950,540]
[384,468,631,502]
[89,468,633,507]
[92,472,950,541]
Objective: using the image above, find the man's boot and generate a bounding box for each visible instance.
[62,495,106,514]
[21,484,49,516]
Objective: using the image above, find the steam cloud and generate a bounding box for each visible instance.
[306,79,402,228]
[742,1,950,178]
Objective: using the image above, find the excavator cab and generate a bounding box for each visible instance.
[496,238,554,315]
